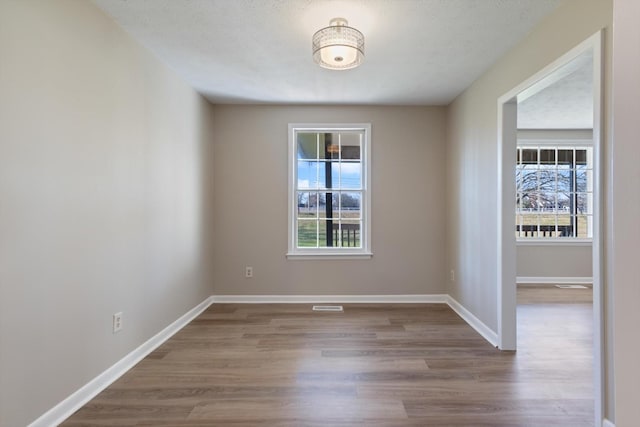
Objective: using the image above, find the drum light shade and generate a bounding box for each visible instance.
[312,18,364,70]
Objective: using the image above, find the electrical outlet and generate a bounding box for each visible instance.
[113,312,123,333]
[245,266,253,278]
[450,269,455,282]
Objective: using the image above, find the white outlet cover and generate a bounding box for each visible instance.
[113,312,123,333]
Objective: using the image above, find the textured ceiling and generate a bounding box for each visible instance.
[518,51,593,129]
[92,0,563,105]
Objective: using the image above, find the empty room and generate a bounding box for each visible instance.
[1,1,638,426]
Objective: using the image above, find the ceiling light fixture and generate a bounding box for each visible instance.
[312,18,364,70]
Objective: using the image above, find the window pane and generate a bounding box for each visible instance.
[576,149,587,165]
[522,195,534,210]
[557,214,572,232]
[297,220,317,247]
[521,214,539,236]
[538,191,557,211]
[341,192,361,219]
[316,163,327,189]
[330,192,340,219]
[522,214,538,227]
[554,214,573,237]
[577,192,591,214]
[576,169,586,192]
[577,215,590,237]
[521,149,538,164]
[322,133,340,160]
[340,162,362,189]
[297,192,317,218]
[576,165,592,192]
[317,193,328,218]
[538,169,556,192]
[318,220,338,247]
[329,162,340,188]
[337,220,361,248]
[540,149,555,165]
[557,192,570,211]
[340,132,361,160]
[558,149,574,165]
[295,162,324,189]
[297,133,319,159]
[557,168,572,194]
[297,161,317,189]
[518,165,538,194]
[538,213,556,231]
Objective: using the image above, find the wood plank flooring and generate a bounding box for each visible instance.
[62,288,593,426]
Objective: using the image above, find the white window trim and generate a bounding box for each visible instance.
[515,141,594,244]
[286,123,372,259]
[517,238,592,247]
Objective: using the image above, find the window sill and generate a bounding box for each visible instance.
[516,239,592,247]
[286,252,373,260]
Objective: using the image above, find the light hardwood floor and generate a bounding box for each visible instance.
[63,287,593,426]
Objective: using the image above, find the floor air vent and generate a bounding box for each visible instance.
[555,284,588,289]
[312,305,344,312]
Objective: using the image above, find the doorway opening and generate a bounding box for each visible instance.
[497,31,604,425]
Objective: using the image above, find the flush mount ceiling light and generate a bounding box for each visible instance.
[312,18,364,70]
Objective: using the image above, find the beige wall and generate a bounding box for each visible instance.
[611,0,640,425]
[211,105,446,296]
[445,0,612,420]
[447,0,611,329]
[517,244,592,280]
[0,2,215,426]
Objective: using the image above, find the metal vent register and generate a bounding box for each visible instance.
[555,285,588,289]
[312,305,344,312]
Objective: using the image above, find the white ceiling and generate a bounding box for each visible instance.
[517,51,593,129]
[92,0,563,105]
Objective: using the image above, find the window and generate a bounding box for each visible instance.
[287,124,371,258]
[516,146,593,239]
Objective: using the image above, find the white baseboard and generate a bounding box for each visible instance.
[211,294,449,304]
[603,419,615,427]
[28,296,214,427]
[212,294,498,348]
[30,293,503,427]
[517,276,593,285]
[445,296,499,347]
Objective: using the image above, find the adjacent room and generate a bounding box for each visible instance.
[1,1,638,426]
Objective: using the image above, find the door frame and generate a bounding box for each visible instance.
[496,30,604,425]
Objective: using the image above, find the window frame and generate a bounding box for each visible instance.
[287,123,372,259]
[515,139,593,244]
